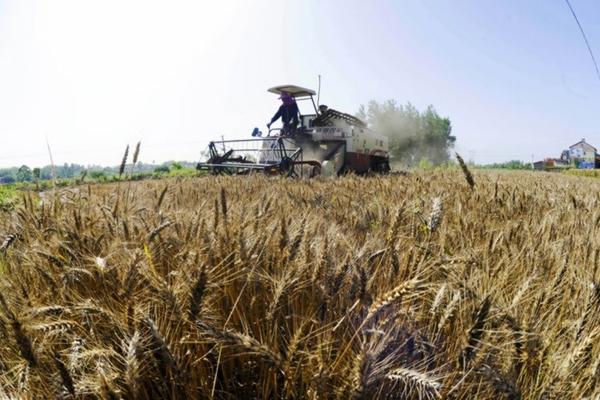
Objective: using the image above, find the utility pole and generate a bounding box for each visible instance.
[317,75,322,107]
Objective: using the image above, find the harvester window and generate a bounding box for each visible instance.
[301,115,316,129]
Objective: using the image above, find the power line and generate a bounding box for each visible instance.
[564,0,600,83]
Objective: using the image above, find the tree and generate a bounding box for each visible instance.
[40,166,53,180]
[16,165,32,182]
[154,165,170,174]
[89,171,107,181]
[357,100,455,167]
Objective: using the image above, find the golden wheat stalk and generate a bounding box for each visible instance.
[0,293,36,367]
[132,141,141,165]
[189,265,208,321]
[196,321,283,368]
[459,296,491,368]
[119,144,129,179]
[455,152,475,189]
[365,278,422,322]
[386,367,441,398]
[54,351,76,396]
[125,330,142,399]
[427,197,443,233]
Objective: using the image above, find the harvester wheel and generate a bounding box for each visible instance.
[278,157,295,177]
[371,160,391,174]
[381,161,391,174]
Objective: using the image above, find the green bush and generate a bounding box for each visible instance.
[154,165,170,174]
[89,171,108,181]
[168,167,198,178]
[417,158,434,170]
[0,186,19,211]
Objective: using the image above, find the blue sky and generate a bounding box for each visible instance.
[0,0,599,167]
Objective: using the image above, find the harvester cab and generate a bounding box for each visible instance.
[265,85,318,137]
[196,85,390,177]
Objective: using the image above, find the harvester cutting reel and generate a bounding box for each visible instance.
[196,137,321,178]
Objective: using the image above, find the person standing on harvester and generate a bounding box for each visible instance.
[267,92,299,136]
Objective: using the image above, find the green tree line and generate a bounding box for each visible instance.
[479,160,532,170]
[357,100,456,167]
[0,161,198,184]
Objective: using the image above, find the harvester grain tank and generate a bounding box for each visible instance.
[196,85,390,177]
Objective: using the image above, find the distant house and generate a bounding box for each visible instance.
[569,138,597,169]
[533,138,600,171]
[533,161,545,171]
[533,158,569,171]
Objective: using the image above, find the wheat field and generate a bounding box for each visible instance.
[0,171,599,399]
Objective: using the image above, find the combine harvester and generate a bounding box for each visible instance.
[196,85,390,177]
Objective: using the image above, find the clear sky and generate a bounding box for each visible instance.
[0,0,599,167]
